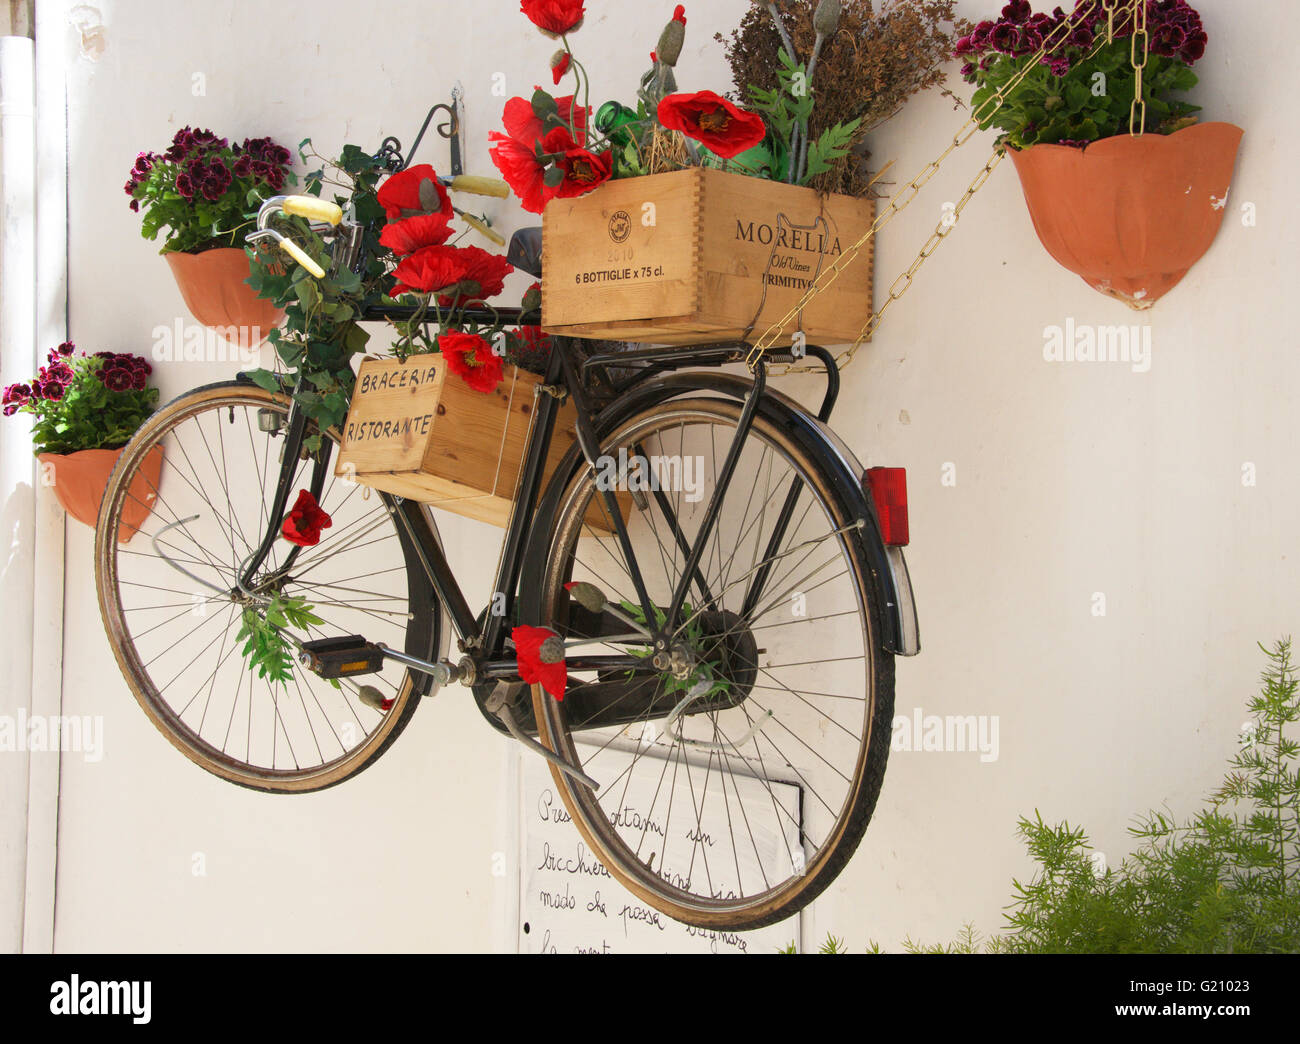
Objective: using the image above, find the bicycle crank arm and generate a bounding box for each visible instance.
[374,642,474,688]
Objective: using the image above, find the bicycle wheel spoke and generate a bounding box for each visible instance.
[535,400,890,927]
[98,387,430,789]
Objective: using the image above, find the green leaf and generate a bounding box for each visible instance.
[246,368,283,394]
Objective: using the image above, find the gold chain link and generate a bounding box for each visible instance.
[746,0,1109,375]
[1102,0,1117,42]
[1129,0,1149,136]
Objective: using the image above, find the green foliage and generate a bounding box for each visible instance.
[236,591,324,685]
[745,48,861,186]
[620,600,732,702]
[908,640,1300,954]
[245,141,392,448]
[777,932,869,953]
[3,349,157,456]
[969,39,1200,149]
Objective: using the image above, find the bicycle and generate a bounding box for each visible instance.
[94,126,921,932]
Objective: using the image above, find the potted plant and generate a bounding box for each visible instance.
[491,1,964,346]
[125,128,297,342]
[956,0,1243,309]
[3,343,161,542]
[714,0,972,198]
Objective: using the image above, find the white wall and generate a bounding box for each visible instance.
[37,0,1299,951]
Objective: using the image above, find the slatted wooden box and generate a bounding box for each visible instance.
[541,166,875,346]
[336,354,616,530]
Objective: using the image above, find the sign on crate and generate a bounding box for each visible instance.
[542,167,875,346]
[336,354,579,529]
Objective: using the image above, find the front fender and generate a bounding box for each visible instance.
[517,371,917,656]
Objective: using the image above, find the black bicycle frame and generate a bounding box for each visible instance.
[239,341,841,698]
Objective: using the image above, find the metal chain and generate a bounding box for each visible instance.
[746,0,1107,374]
[1129,0,1150,136]
[1102,0,1118,42]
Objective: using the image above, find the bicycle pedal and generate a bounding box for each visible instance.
[297,635,385,679]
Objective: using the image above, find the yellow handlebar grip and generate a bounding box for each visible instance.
[279,238,326,280]
[282,196,343,226]
[459,212,507,247]
[448,175,511,199]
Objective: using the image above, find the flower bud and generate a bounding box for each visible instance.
[565,580,607,612]
[656,17,686,67]
[539,636,566,665]
[813,0,842,36]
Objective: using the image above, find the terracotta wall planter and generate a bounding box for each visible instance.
[38,445,164,544]
[1009,122,1244,310]
[164,247,283,347]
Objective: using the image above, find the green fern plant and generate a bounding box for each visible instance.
[808,640,1300,954]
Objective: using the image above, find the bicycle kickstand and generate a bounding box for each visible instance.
[484,684,600,791]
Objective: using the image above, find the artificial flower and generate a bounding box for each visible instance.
[435,245,515,306]
[376,163,452,221]
[512,625,568,700]
[489,134,552,214]
[501,94,589,149]
[281,489,332,547]
[550,141,613,199]
[438,331,505,393]
[550,50,572,84]
[389,245,474,297]
[657,90,767,159]
[521,0,585,37]
[380,212,455,256]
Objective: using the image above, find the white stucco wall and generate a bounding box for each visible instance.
[28,0,1298,951]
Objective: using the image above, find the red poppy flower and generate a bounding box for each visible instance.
[521,0,585,37]
[657,90,768,159]
[489,134,550,214]
[389,245,471,297]
[439,331,505,394]
[550,51,572,85]
[551,142,613,199]
[379,212,454,256]
[281,490,332,547]
[376,163,452,221]
[437,245,515,307]
[512,625,567,700]
[501,94,589,149]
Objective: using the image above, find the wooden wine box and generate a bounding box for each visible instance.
[541,166,875,346]
[336,355,618,531]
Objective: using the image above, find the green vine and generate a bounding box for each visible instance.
[244,142,394,452]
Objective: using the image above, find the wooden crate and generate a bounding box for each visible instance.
[541,166,875,346]
[337,355,620,531]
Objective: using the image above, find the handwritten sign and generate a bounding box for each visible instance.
[518,745,802,953]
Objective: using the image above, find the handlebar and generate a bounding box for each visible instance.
[281,196,343,226]
[444,175,510,199]
[247,174,510,281]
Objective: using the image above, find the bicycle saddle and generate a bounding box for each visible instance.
[507,226,543,279]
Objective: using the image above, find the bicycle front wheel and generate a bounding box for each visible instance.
[95,380,441,792]
[533,397,894,930]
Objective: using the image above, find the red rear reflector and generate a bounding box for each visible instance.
[865,467,909,546]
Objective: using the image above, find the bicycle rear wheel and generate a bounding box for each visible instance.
[95,380,441,792]
[533,397,894,930]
